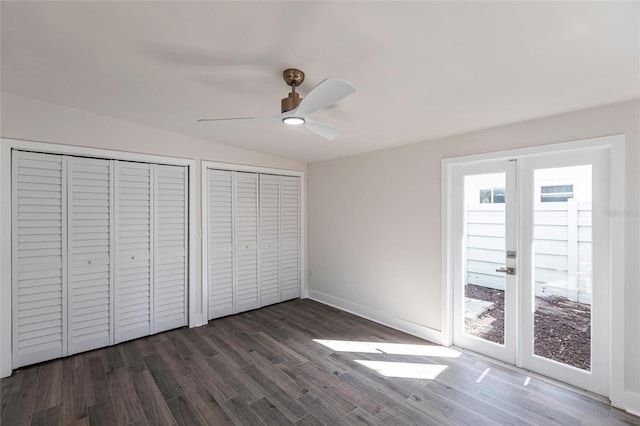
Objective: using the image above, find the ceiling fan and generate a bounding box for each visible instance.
[198,68,356,140]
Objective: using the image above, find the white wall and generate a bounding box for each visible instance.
[0,91,306,372]
[308,99,639,409]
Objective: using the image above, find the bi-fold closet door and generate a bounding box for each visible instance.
[279,175,301,301]
[207,169,300,320]
[12,151,68,367]
[114,162,188,343]
[12,150,188,369]
[68,156,113,355]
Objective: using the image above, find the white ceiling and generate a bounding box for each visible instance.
[1,1,638,163]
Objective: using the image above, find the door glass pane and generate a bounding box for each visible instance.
[463,173,506,345]
[533,165,592,370]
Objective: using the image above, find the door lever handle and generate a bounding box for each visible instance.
[496,266,516,275]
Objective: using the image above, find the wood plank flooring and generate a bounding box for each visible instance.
[1,299,639,425]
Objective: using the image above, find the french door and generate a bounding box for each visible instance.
[452,149,610,396]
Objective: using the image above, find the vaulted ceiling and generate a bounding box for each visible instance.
[1,1,638,163]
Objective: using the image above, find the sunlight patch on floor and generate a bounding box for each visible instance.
[354,360,448,380]
[312,339,462,358]
[476,367,491,382]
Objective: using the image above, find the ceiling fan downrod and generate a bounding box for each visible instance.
[281,68,305,113]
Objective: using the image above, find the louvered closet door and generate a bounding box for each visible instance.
[12,151,66,368]
[235,172,259,312]
[208,169,234,319]
[115,161,152,343]
[259,174,280,307]
[280,176,301,300]
[67,157,112,355]
[153,165,188,332]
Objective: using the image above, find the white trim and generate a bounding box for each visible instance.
[308,290,443,345]
[108,160,116,345]
[0,144,10,377]
[201,160,305,324]
[202,160,304,178]
[607,138,629,411]
[186,160,199,328]
[3,138,195,167]
[623,391,640,417]
[441,135,621,166]
[0,138,197,377]
[440,160,453,347]
[199,164,209,323]
[441,134,627,409]
[257,174,263,308]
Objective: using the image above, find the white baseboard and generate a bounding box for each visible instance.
[189,313,204,328]
[306,290,443,345]
[0,348,10,378]
[622,390,640,416]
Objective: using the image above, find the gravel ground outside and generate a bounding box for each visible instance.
[464,284,591,371]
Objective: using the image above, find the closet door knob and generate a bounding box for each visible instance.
[131,256,136,260]
[87,260,92,265]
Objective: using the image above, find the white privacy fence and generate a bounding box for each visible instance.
[466,199,592,304]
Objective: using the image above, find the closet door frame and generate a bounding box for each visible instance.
[0,138,197,378]
[201,161,305,323]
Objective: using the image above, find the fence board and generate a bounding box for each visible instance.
[466,203,592,303]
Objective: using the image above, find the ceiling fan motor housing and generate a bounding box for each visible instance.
[282,92,301,113]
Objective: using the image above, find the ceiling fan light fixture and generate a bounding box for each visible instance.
[282,116,305,126]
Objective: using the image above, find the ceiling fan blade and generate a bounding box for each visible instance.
[197,112,286,123]
[197,117,258,122]
[296,78,356,116]
[305,119,341,140]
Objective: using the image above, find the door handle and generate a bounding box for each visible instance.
[496,266,515,275]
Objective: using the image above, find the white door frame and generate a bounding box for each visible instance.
[0,138,197,378]
[441,135,626,402]
[200,161,306,323]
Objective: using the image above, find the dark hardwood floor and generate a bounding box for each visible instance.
[1,299,638,425]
